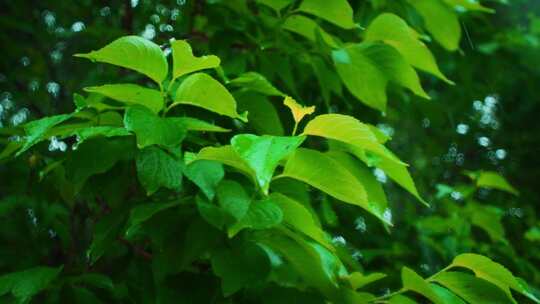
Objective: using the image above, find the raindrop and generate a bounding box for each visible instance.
[10,108,30,126]
[141,24,156,40]
[495,149,507,160]
[71,21,85,32]
[477,136,490,147]
[422,118,430,128]
[27,208,38,226]
[159,24,174,32]
[351,250,363,260]
[332,235,347,246]
[420,263,430,272]
[484,95,498,107]
[42,10,56,27]
[354,217,367,233]
[177,0,186,5]
[450,191,462,201]
[150,14,161,24]
[50,49,63,63]
[374,168,387,183]
[20,56,30,67]
[131,0,139,8]
[46,82,60,98]
[376,123,394,137]
[48,136,67,152]
[456,123,469,135]
[48,229,57,238]
[100,6,111,17]
[382,208,392,224]
[507,207,523,218]
[473,100,483,111]
[28,79,40,92]
[171,9,180,20]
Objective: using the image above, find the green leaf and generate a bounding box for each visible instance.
[335,141,426,205]
[474,171,519,195]
[124,106,186,148]
[211,242,271,296]
[216,180,252,221]
[525,226,540,242]
[17,114,72,156]
[444,0,494,13]
[173,73,247,121]
[332,43,429,112]
[72,126,130,146]
[184,160,224,200]
[196,145,255,181]
[401,267,445,304]
[279,148,391,225]
[136,146,183,195]
[125,201,180,237]
[229,72,285,96]
[270,193,332,251]
[282,15,339,48]
[407,0,461,51]
[302,114,404,165]
[345,272,387,290]
[229,197,283,237]
[171,117,230,133]
[197,195,233,230]
[258,233,340,298]
[75,35,168,85]
[297,0,356,29]
[257,0,292,12]
[171,40,220,80]
[432,271,513,304]
[466,203,506,243]
[87,211,127,264]
[450,253,537,303]
[327,151,388,212]
[310,56,343,104]
[236,91,285,136]
[365,13,453,83]
[0,266,62,303]
[69,273,114,292]
[83,84,164,114]
[65,137,135,191]
[231,134,305,194]
[374,150,426,205]
[430,284,466,304]
[388,295,417,304]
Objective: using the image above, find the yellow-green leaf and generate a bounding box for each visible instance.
[473,171,519,195]
[171,40,220,80]
[84,84,164,114]
[283,15,340,48]
[407,0,461,51]
[284,96,316,125]
[365,13,453,84]
[332,43,429,112]
[75,36,168,85]
[278,148,391,225]
[297,0,356,29]
[231,134,305,194]
[302,114,404,165]
[174,73,247,121]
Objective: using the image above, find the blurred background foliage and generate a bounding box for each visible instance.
[0,0,539,301]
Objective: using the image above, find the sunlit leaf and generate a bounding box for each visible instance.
[75,35,168,85]
[174,73,247,121]
[297,0,356,29]
[84,84,165,113]
[171,39,220,80]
